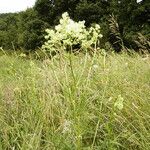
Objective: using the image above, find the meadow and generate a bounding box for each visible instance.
[0,51,150,149]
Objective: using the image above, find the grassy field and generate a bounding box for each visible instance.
[0,51,150,149]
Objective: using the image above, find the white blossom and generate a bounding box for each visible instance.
[62,119,72,134]
[114,95,124,110]
[42,12,103,52]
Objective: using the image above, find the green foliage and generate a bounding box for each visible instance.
[134,33,150,52]
[0,13,18,49]
[42,12,102,53]
[107,0,150,51]
[22,19,49,50]
[17,8,51,50]
[75,0,107,26]
[34,0,53,23]
[108,14,124,52]
[0,0,149,52]
[0,8,50,51]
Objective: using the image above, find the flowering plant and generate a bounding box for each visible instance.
[42,12,103,52]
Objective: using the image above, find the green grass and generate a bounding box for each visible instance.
[0,51,150,149]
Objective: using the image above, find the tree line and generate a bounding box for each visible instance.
[0,0,149,52]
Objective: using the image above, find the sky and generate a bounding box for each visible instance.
[137,0,142,3]
[0,0,36,13]
[0,0,143,14]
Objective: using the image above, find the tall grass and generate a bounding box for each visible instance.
[0,51,150,149]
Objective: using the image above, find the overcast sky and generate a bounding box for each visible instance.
[0,0,143,14]
[0,0,36,13]
[137,0,142,3]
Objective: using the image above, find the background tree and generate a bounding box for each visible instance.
[17,8,38,49]
[0,0,149,52]
[34,0,54,24]
[22,19,49,50]
[0,13,18,50]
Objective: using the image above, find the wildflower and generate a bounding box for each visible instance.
[62,119,72,134]
[30,61,35,67]
[99,34,103,38]
[19,53,26,58]
[14,87,20,92]
[108,97,113,102]
[125,62,128,66]
[114,95,124,110]
[42,12,103,52]
[93,64,98,69]
[95,24,100,30]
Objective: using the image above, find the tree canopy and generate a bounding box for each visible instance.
[0,0,149,51]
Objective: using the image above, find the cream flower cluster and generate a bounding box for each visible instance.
[42,12,103,52]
